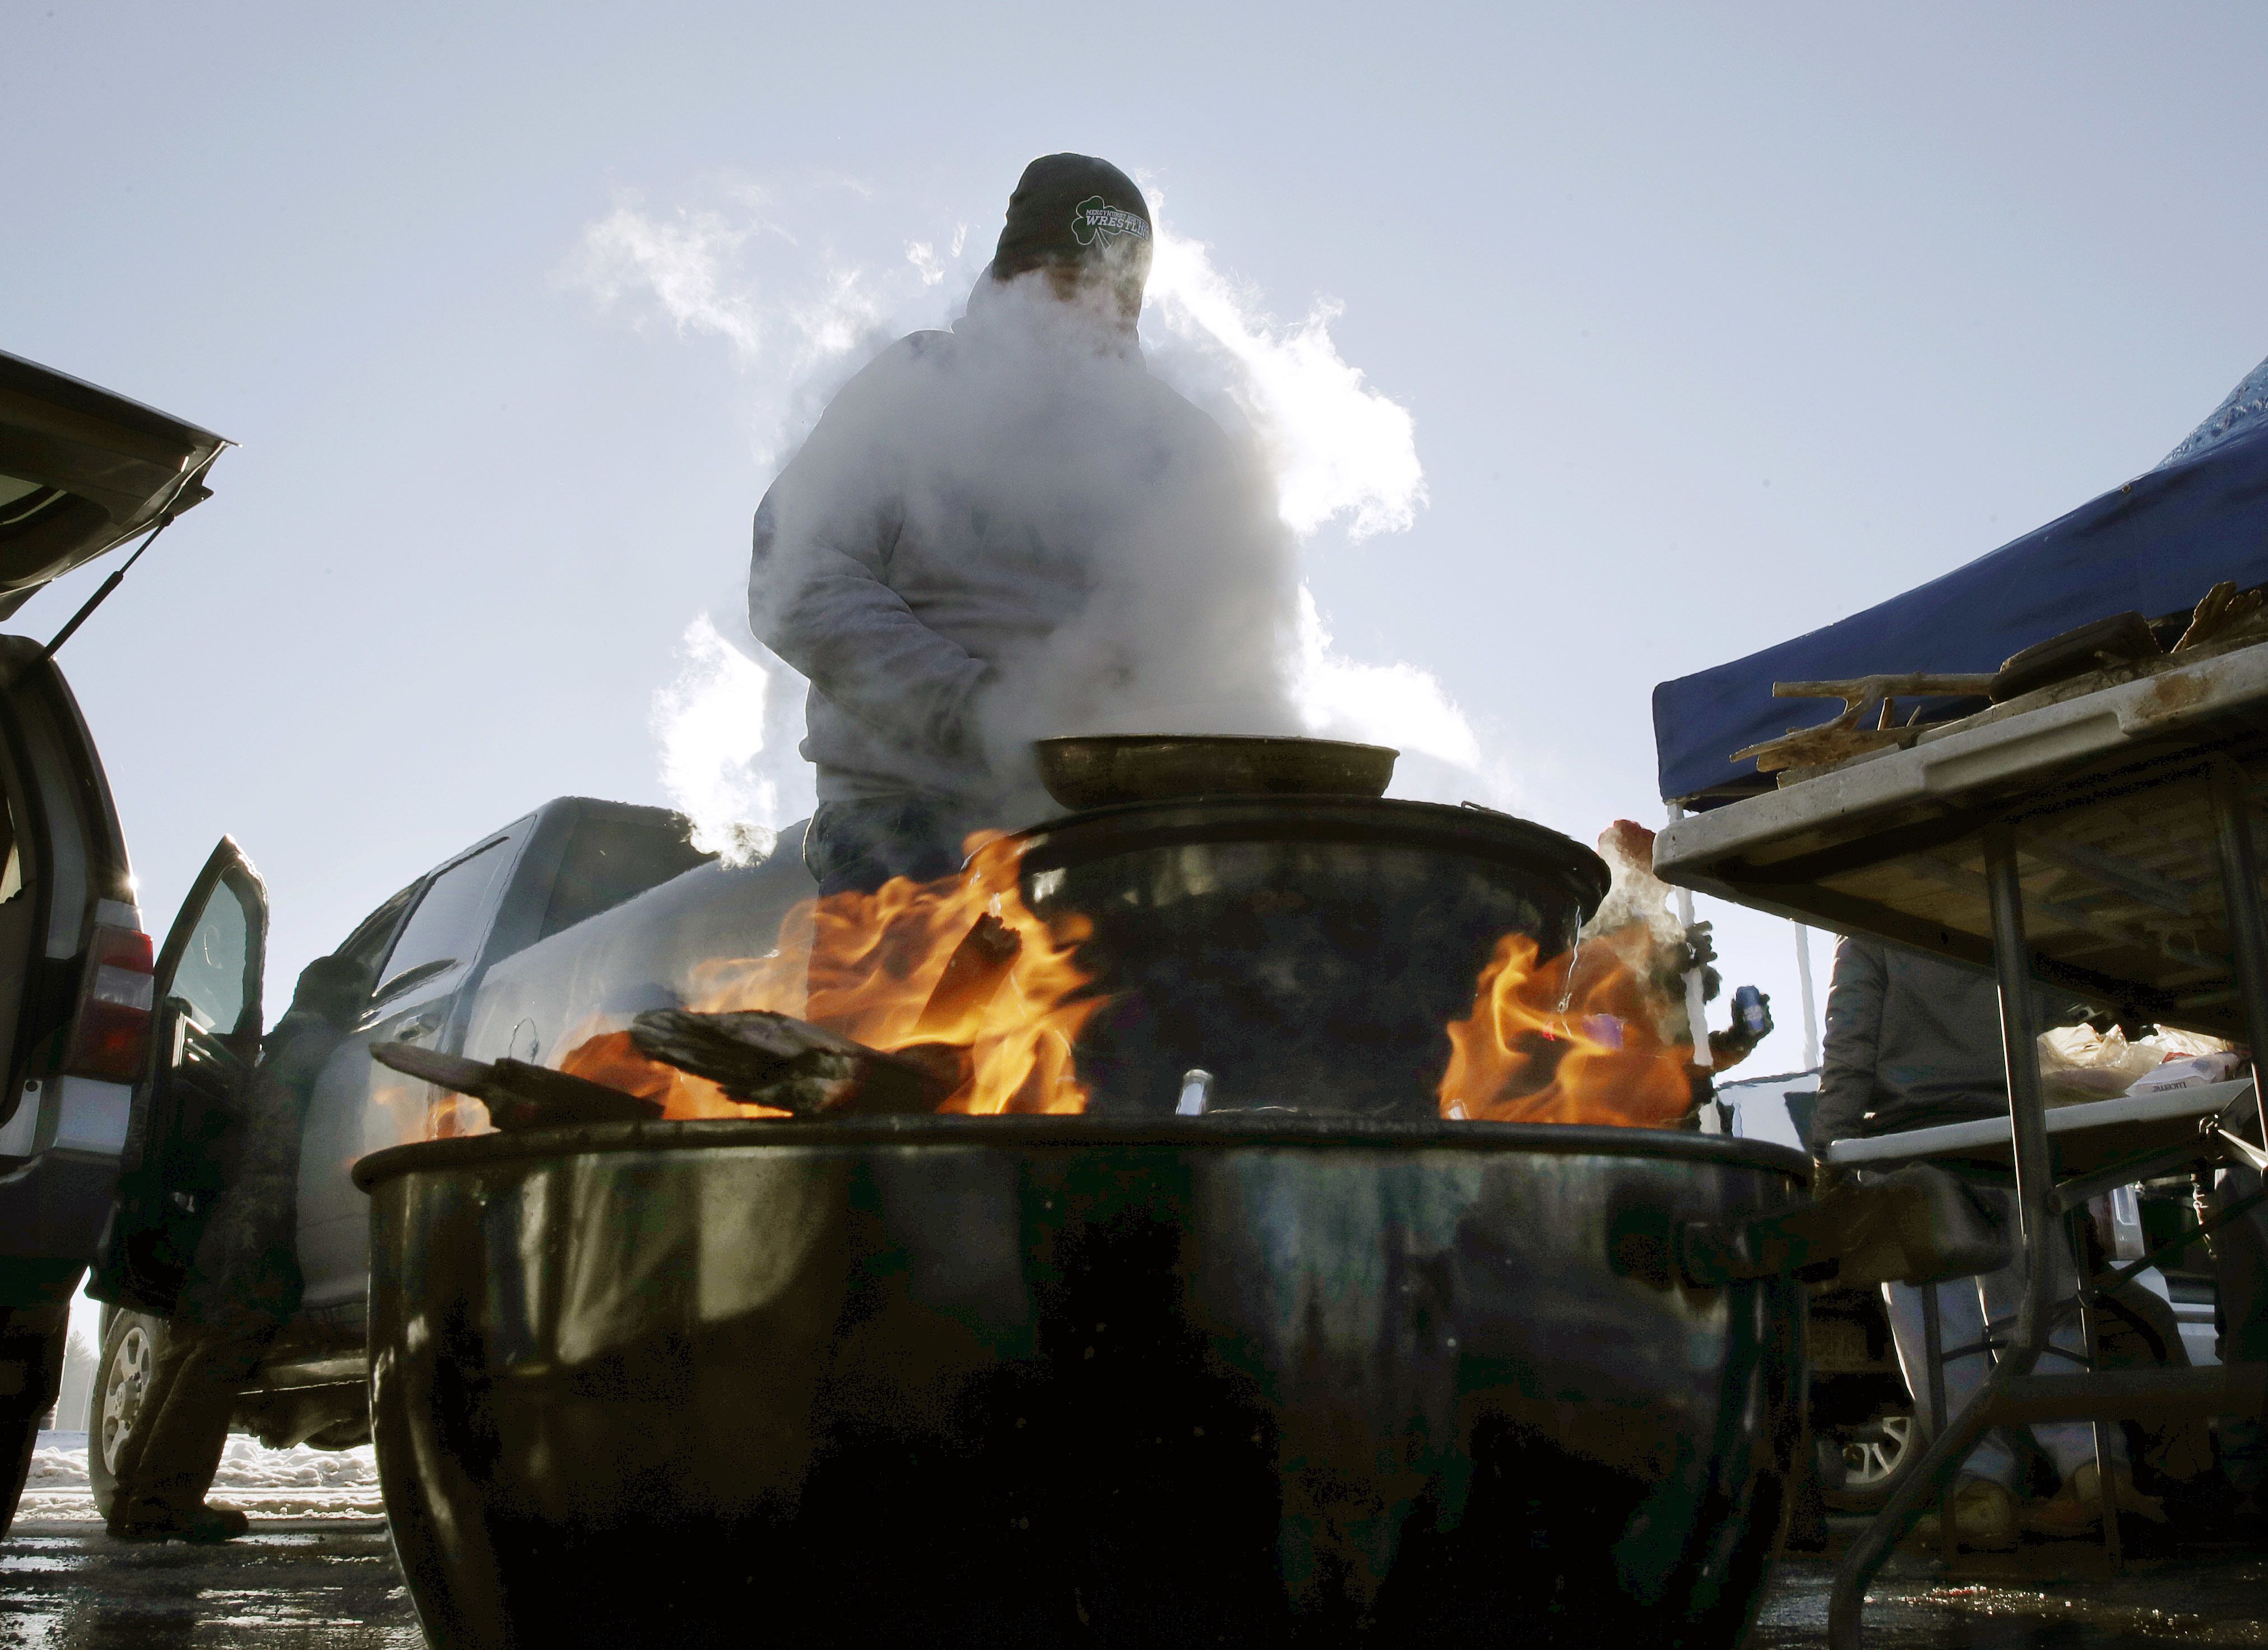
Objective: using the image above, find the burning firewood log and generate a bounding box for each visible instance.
[371,1042,664,1130]
[629,1009,964,1117]
[914,912,1021,1035]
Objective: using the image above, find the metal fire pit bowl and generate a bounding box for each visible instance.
[1034,735,1399,811]
[1013,798,1608,1120]
[359,1116,1808,1650]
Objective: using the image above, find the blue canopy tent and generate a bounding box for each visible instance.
[1653,357,2268,807]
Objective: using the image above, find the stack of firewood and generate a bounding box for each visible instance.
[1737,582,2268,778]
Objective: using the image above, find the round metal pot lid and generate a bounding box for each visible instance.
[1033,734,1399,811]
[1012,795,1610,912]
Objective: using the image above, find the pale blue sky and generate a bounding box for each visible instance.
[7,2,2265,1054]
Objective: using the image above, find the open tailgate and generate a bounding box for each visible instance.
[0,350,226,622]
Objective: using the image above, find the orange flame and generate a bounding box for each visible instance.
[1438,924,1694,1126]
[372,1069,494,1144]
[432,815,1705,1134]
[559,831,1100,1118]
[558,1027,763,1119]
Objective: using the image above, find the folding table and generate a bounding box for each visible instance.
[1657,633,2268,1649]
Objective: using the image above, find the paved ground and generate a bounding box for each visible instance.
[1755,1531,2268,1648]
[2,1514,2263,1647]
[0,1520,418,1649]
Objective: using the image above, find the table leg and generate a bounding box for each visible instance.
[1921,1281,1953,1569]
[2209,759,2268,1158]
[1830,823,2058,1650]
[2074,1212,2122,1571]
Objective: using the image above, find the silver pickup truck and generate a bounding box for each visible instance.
[85,803,817,1514]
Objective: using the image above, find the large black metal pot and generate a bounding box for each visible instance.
[359,1116,1808,1650]
[1012,799,1608,1119]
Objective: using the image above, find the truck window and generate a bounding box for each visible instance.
[335,883,417,979]
[374,840,511,1003]
[538,815,712,940]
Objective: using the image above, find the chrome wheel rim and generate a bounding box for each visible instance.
[1841,1412,1913,1486]
[99,1322,154,1476]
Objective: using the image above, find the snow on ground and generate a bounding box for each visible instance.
[21,1431,382,1523]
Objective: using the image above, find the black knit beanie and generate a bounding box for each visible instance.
[990,154,1153,285]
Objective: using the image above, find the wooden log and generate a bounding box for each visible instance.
[1733,671,1997,774]
[1770,673,1997,705]
[1732,722,1912,774]
[629,1009,960,1118]
[371,1042,664,1130]
[2176,580,2268,652]
[915,913,1021,1036]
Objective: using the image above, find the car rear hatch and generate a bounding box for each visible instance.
[0,349,226,622]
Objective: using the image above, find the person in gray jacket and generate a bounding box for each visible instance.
[1811,938,2159,1547]
[749,153,1296,896]
[105,953,373,1542]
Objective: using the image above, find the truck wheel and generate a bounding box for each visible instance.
[0,1301,69,1537]
[1825,1406,1918,1513]
[89,1311,165,1519]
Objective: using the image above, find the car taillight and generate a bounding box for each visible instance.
[63,923,156,1082]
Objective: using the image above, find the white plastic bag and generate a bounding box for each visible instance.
[2037,1026,2242,1103]
[2036,1025,2165,1103]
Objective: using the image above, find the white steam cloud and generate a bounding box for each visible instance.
[569,188,896,448]
[584,180,1491,860]
[651,615,781,864]
[573,200,770,365]
[1144,218,1426,540]
[1292,589,1479,770]
[745,270,1312,824]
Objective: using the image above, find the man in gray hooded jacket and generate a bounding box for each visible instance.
[1811,938,2160,1547]
[750,154,1288,896]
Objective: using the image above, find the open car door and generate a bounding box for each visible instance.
[90,839,267,1315]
